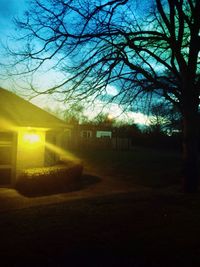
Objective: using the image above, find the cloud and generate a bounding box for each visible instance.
[106,85,118,96]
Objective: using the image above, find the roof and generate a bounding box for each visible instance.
[0,88,67,129]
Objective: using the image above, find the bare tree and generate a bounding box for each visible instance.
[7,0,200,192]
[148,102,182,135]
[93,113,115,126]
[63,103,88,124]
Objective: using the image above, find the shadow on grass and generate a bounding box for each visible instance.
[16,174,101,198]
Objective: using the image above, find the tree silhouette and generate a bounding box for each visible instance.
[93,113,115,126]
[148,102,182,135]
[8,0,200,192]
[63,103,88,125]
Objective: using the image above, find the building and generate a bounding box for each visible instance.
[0,88,69,185]
[79,125,112,139]
[62,124,113,150]
[66,124,134,150]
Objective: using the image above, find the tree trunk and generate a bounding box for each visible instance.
[182,110,199,193]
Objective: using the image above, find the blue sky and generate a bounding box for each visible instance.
[0,0,27,74]
[0,0,26,35]
[0,0,66,105]
[0,0,153,125]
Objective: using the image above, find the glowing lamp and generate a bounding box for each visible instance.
[23,132,41,144]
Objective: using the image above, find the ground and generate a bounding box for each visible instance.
[0,147,200,267]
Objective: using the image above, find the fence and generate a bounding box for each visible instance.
[61,136,132,151]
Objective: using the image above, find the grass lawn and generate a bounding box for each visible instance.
[1,191,200,266]
[1,147,200,267]
[73,147,183,188]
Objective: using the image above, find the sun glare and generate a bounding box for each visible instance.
[107,114,113,120]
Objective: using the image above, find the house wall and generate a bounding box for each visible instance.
[80,130,93,138]
[16,129,46,177]
[44,131,64,166]
[0,131,17,185]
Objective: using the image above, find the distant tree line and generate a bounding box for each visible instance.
[46,102,185,150]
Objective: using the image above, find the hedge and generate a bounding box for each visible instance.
[15,161,83,196]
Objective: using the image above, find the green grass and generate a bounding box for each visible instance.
[72,147,182,187]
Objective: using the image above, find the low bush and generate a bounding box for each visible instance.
[15,161,83,196]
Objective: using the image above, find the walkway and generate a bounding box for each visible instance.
[0,170,147,213]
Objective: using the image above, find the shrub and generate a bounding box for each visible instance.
[15,161,83,196]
